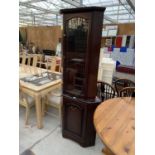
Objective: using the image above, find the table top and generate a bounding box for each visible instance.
[19,65,62,92]
[94,97,135,155]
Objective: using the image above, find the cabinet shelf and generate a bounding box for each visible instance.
[65,89,83,96]
[75,77,84,81]
[74,84,83,88]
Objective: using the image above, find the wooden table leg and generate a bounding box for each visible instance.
[35,95,43,129]
[102,147,114,155]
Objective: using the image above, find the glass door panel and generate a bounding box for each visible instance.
[64,17,89,97]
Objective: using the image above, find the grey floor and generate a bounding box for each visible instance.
[19,106,104,155]
[20,71,134,155]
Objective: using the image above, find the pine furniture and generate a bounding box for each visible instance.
[19,66,62,128]
[94,97,135,155]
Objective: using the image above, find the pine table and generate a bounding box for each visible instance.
[94,97,135,155]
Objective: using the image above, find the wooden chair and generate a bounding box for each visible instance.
[19,52,24,64]
[37,54,46,68]
[37,56,57,71]
[48,56,57,71]
[19,83,35,126]
[24,54,38,74]
[37,54,43,61]
[32,54,38,67]
[120,87,135,97]
[42,87,62,120]
[97,81,115,101]
[41,57,62,119]
[114,78,135,96]
[55,57,62,72]
[27,54,36,66]
[21,53,27,65]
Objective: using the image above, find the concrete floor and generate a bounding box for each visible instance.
[20,71,134,155]
[19,106,104,155]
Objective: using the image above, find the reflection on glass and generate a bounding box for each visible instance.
[67,18,88,53]
[64,17,89,97]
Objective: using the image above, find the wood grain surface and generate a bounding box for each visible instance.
[94,97,135,155]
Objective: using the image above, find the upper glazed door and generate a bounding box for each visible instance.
[63,17,89,97]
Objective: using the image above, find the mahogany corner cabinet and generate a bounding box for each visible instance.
[60,7,106,147]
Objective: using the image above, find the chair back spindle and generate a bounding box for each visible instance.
[114,78,135,96]
[48,56,57,72]
[97,81,115,101]
[21,53,26,65]
[120,87,135,97]
[32,54,38,67]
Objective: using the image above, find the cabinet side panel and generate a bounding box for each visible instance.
[86,11,104,99]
